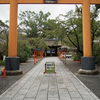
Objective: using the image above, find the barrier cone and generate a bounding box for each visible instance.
[2,68,7,78]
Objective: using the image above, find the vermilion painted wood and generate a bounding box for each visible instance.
[1,0,100,57]
[0,0,100,4]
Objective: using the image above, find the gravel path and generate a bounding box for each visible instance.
[0,57,100,99]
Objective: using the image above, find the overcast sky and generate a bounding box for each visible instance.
[0,4,99,25]
[0,4,81,23]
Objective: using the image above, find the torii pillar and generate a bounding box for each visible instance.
[5,0,22,74]
[78,0,99,75]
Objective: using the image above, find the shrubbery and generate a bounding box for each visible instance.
[23,46,31,54]
[93,42,100,64]
[72,41,100,64]
[0,60,5,65]
[17,46,31,63]
[72,52,82,61]
[72,54,78,61]
[17,50,29,62]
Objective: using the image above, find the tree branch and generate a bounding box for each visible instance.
[70,19,80,51]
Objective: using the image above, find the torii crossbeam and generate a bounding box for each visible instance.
[0,0,100,4]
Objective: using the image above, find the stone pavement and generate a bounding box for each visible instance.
[0,57,99,100]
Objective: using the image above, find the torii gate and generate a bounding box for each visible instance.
[0,0,100,74]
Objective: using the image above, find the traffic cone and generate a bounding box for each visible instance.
[2,68,7,78]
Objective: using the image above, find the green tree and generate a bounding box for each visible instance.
[0,20,9,34]
[54,5,100,56]
[55,6,83,54]
[28,37,49,51]
[91,5,100,48]
[42,19,58,38]
[17,33,30,62]
[18,11,51,38]
[0,20,9,56]
[95,4,100,11]
[93,41,100,64]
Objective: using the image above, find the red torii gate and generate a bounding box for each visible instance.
[58,48,67,64]
[33,48,44,64]
[0,0,100,74]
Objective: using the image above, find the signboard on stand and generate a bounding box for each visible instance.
[44,62,56,73]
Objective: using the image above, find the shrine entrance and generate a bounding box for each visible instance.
[0,0,100,74]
